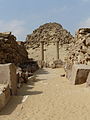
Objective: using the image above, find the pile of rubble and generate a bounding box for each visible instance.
[66,28,90,68]
[65,28,90,84]
[51,59,64,69]
[25,22,73,49]
[0,32,28,65]
[25,23,74,66]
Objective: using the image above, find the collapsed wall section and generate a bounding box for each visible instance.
[0,32,28,65]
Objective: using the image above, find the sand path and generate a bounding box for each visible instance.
[0,68,90,120]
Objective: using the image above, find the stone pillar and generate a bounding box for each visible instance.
[56,41,59,60]
[40,41,44,61]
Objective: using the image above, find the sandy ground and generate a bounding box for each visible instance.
[0,68,90,120]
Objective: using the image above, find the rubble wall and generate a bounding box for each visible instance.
[0,32,28,65]
[25,23,73,65]
[65,28,90,82]
[67,28,90,66]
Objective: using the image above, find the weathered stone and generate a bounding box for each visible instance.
[25,23,74,64]
[0,84,11,111]
[71,64,90,85]
[86,38,90,46]
[0,63,17,95]
[51,63,56,69]
[66,28,90,71]
[0,32,28,65]
[86,72,90,87]
[53,59,64,68]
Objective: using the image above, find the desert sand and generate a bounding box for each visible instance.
[0,68,90,120]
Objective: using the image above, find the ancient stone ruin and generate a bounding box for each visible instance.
[25,24,90,85]
[0,32,39,111]
[65,28,90,85]
[67,28,90,66]
[25,22,74,67]
[0,32,28,65]
[0,23,90,112]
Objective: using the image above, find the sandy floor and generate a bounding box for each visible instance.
[0,68,90,120]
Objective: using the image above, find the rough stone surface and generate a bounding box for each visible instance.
[25,23,73,47]
[66,28,90,67]
[65,28,90,78]
[0,63,17,95]
[25,23,73,65]
[71,64,90,85]
[0,32,28,65]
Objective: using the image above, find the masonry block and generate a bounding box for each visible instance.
[0,63,17,95]
[71,64,90,85]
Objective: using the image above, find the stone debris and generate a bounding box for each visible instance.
[0,32,28,65]
[53,59,64,68]
[66,28,90,67]
[60,74,65,77]
[25,23,73,66]
[16,59,39,88]
[25,23,73,48]
[65,28,90,82]
[50,59,64,69]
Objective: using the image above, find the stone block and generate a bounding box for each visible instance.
[0,63,17,95]
[71,64,90,85]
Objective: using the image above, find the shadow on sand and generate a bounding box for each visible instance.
[35,68,49,75]
[0,68,49,115]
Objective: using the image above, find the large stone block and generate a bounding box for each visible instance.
[0,63,17,95]
[71,64,90,85]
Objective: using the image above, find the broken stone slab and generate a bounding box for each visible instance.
[0,63,17,95]
[71,64,90,85]
[86,72,90,87]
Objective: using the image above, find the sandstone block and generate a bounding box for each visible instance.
[0,63,17,95]
[71,64,90,85]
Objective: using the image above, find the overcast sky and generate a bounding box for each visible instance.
[0,0,90,40]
